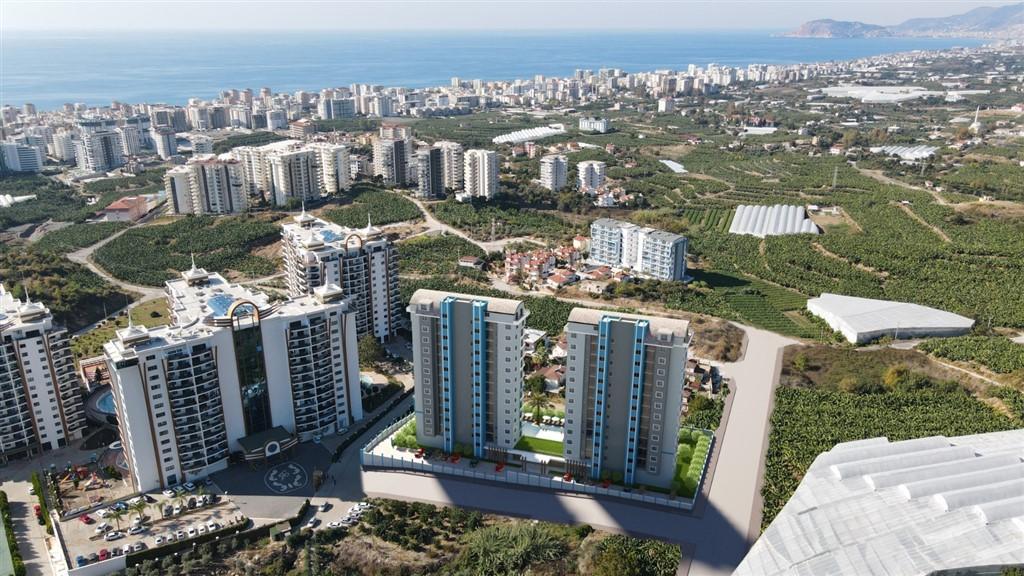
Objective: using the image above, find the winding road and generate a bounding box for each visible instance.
[404,195,545,252]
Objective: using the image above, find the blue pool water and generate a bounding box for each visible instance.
[96,391,116,415]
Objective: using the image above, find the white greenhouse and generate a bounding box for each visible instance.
[728,204,819,238]
[807,293,974,344]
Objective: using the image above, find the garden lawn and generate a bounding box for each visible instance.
[515,436,564,457]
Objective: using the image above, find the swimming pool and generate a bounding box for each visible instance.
[96,391,116,415]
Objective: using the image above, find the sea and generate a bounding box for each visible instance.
[0,30,986,111]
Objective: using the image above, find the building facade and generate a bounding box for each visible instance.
[416,146,444,199]
[75,130,125,173]
[589,218,688,281]
[280,213,401,341]
[539,154,567,191]
[463,149,499,199]
[0,142,44,173]
[435,141,464,191]
[307,142,351,196]
[165,154,248,215]
[578,117,610,133]
[577,160,606,195]
[0,286,86,462]
[151,127,178,160]
[372,138,410,187]
[408,290,527,458]
[103,268,362,491]
[562,309,689,487]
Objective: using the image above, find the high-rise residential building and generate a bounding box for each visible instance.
[463,149,499,199]
[51,131,77,164]
[165,154,247,215]
[306,142,350,195]
[416,146,444,199]
[372,138,410,187]
[539,154,568,191]
[0,286,86,462]
[562,308,689,487]
[379,125,413,140]
[103,267,362,491]
[369,95,394,117]
[577,160,607,195]
[317,98,355,120]
[76,130,125,173]
[151,127,178,160]
[657,97,675,113]
[22,103,36,117]
[0,142,45,173]
[588,218,688,281]
[435,141,464,191]
[267,109,288,130]
[117,125,142,156]
[281,214,401,341]
[408,290,528,458]
[578,117,610,133]
[268,146,319,206]
[187,134,213,154]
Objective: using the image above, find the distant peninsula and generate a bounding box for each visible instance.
[785,2,1023,39]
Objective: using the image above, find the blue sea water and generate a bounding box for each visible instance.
[0,30,985,111]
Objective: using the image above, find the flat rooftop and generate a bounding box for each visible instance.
[567,307,690,340]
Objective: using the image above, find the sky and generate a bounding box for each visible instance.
[3,0,1020,31]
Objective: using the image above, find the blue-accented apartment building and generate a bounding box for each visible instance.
[408,290,527,458]
[563,308,690,488]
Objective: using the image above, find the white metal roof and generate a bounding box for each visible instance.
[807,293,974,344]
[728,205,819,238]
[735,429,1024,576]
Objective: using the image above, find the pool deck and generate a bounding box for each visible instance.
[85,385,118,425]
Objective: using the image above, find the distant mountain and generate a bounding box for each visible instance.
[786,2,1023,38]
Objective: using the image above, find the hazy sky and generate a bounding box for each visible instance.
[3,0,1019,31]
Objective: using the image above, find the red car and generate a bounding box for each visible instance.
[98,549,109,561]
[78,514,94,525]
[33,504,41,516]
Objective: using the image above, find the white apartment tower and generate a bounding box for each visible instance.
[416,146,444,199]
[463,149,499,199]
[589,218,688,281]
[0,142,44,173]
[306,142,350,195]
[103,268,362,491]
[372,138,410,187]
[0,286,86,462]
[151,127,178,160]
[280,214,401,342]
[408,290,527,458]
[189,134,214,155]
[577,160,607,195]
[76,130,125,173]
[268,147,320,206]
[563,309,689,487]
[539,154,568,192]
[117,125,142,156]
[435,141,464,191]
[165,154,248,215]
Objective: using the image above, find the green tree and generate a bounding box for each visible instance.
[526,391,553,423]
[108,508,125,531]
[525,374,547,397]
[358,336,386,369]
[792,353,809,372]
[129,499,148,525]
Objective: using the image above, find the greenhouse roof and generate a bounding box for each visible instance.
[735,429,1024,576]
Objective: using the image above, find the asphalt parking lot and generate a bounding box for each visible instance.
[58,492,243,566]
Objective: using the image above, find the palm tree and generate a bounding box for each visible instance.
[129,499,148,525]
[108,508,125,531]
[526,391,553,424]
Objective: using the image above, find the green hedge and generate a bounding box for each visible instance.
[0,491,26,576]
[29,473,52,535]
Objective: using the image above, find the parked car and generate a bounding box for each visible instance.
[206,521,220,531]
[121,544,132,555]
[28,486,35,496]
[162,489,176,498]
[327,520,342,529]
[187,526,197,538]
[78,514,94,524]
[319,502,331,512]
[88,552,99,563]
[175,530,186,540]
[163,505,173,517]
[98,549,109,561]
[111,547,122,557]
[154,535,165,546]
[198,525,207,535]
[128,525,145,535]
[75,555,87,567]
[183,482,196,492]
[305,517,319,530]
[95,523,112,534]
[173,505,183,515]
[97,508,112,518]
[132,542,146,552]
[104,531,124,542]
[203,477,214,486]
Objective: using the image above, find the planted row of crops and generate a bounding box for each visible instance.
[322,185,422,228]
[918,336,1024,374]
[94,216,279,286]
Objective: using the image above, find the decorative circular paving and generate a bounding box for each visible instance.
[263,461,309,494]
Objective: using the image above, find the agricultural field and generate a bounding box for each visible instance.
[0,176,89,230]
[762,375,1019,530]
[32,222,129,254]
[918,336,1024,375]
[321,185,422,228]
[430,199,580,241]
[410,112,543,149]
[397,235,485,276]
[94,215,280,286]
[0,247,132,332]
[211,131,287,153]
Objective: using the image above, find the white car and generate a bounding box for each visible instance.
[122,544,132,555]
[319,502,330,512]
[305,517,319,530]
[154,535,165,546]
[128,525,145,535]
[175,530,186,540]
[173,505,183,515]
[162,489,176,498]
[187,526,197,538]
[206,521,219,531]
[198,525,207,535]
[327,520,342,529]
[182,482,196,492]
[132,542,145,552]
[104,531,124,541]
[96,508,112,519]
[95,523,112,534]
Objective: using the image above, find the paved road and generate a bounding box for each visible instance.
[360,324,795,576]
